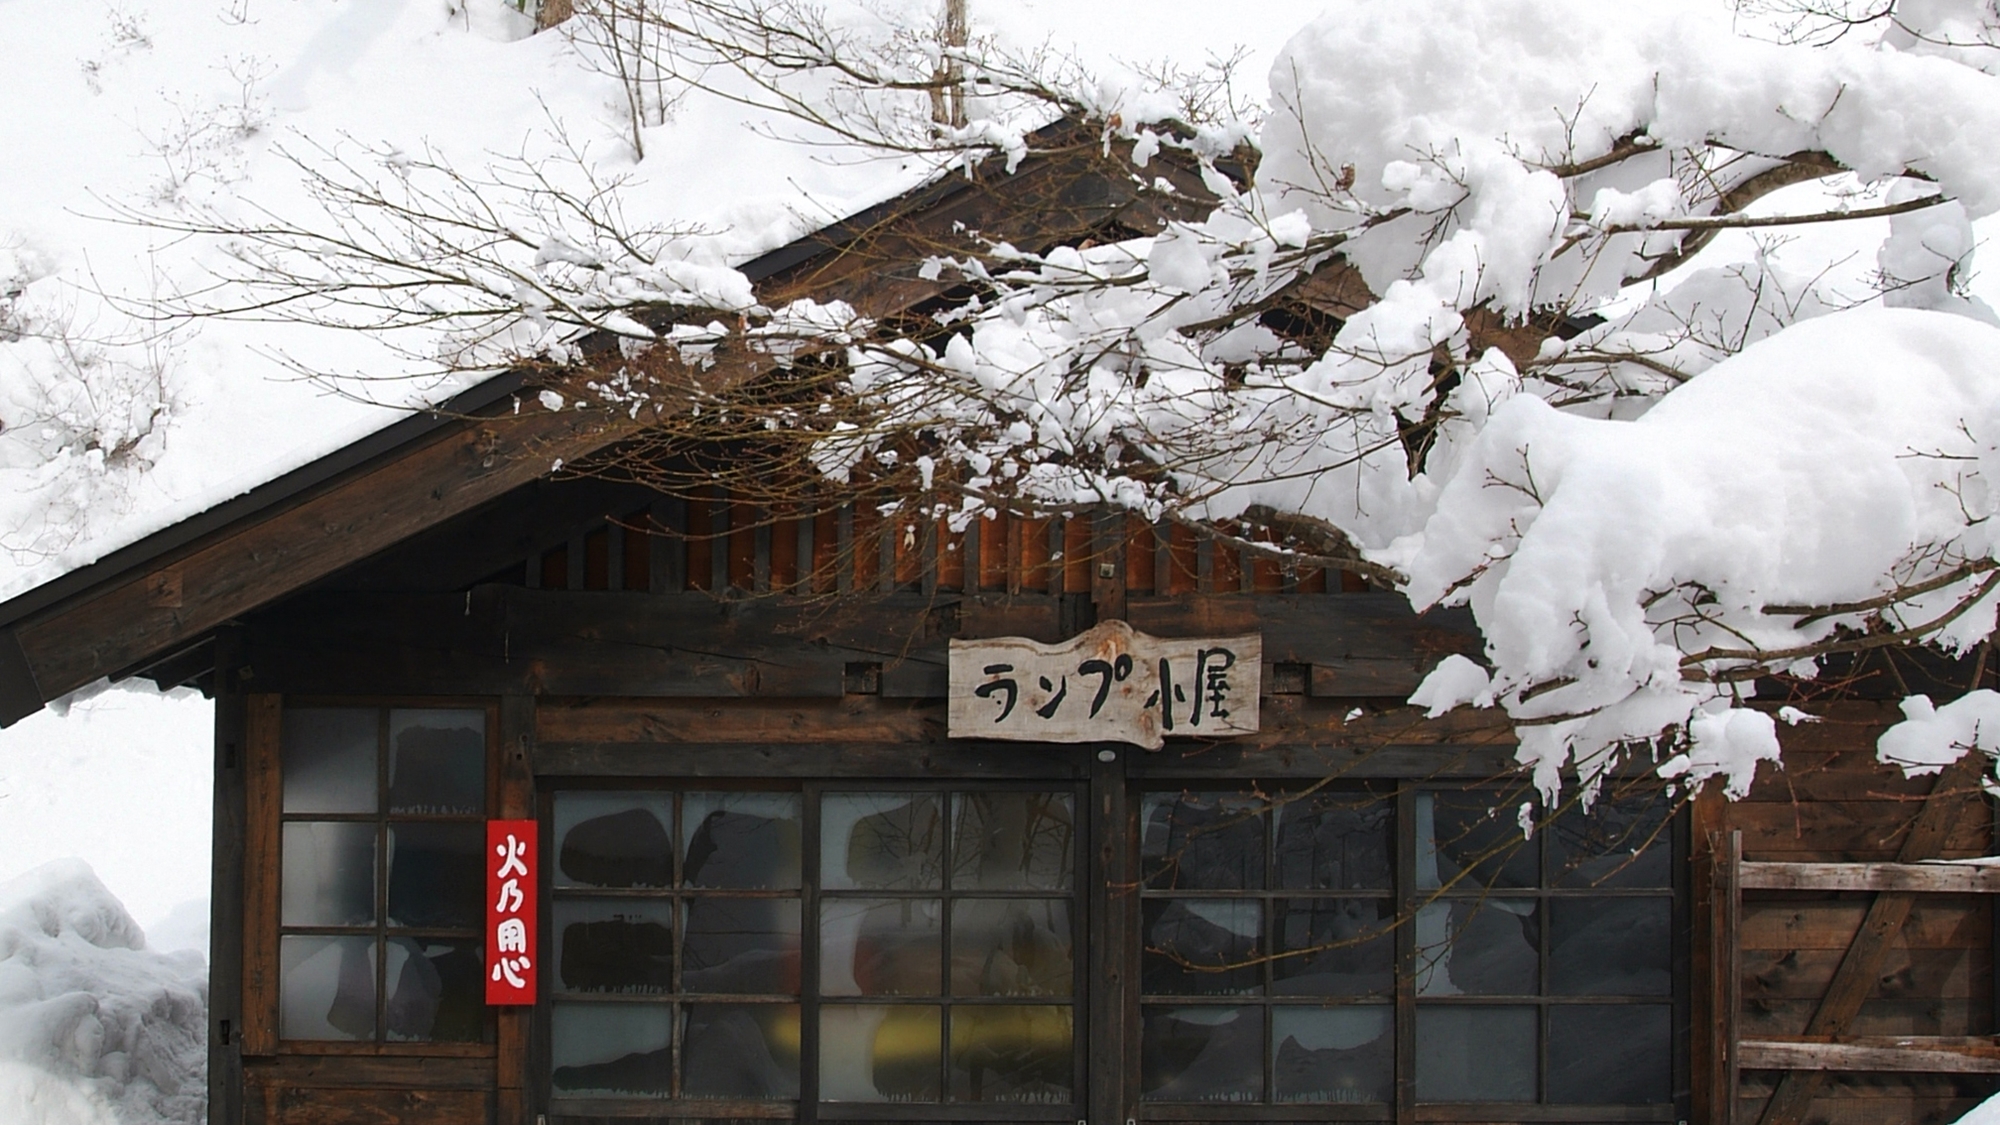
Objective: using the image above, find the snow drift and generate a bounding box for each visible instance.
[0,861,206,1125]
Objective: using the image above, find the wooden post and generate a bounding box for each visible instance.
[240,693,283,1058]
[208,629,247,1125]
[496,694,536,1125]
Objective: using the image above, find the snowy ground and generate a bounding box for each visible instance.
[0,689,212,1125]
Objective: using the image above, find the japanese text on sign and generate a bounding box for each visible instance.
[948,621,1261,749]
[485,819,538,1006]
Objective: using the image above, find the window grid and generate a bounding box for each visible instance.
[276,706,490,1046]
[545,782,1088,1117]
[1134,783,1681,1116]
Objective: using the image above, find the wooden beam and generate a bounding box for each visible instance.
[1755,753,1987,1125]
[1739,860,2000,894]
[1739,1038,2000,1074]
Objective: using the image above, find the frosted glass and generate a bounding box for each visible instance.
[820,898,940,997]
[281,708,377,815]
[551,1003,672,1097]
[281,821,376,927]
[821,793,943,890]
[387,709,484,815]
[683,792,801,888]
[819,1004,941,1102]
[280,935,375,1041]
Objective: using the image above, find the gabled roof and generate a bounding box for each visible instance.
[0,126,1210,725]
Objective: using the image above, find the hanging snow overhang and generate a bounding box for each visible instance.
[0,120,1219,726]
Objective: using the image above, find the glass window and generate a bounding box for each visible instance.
[276,706,487,1044]
[1140,783,1679,1115]
[548,785,1079,1112]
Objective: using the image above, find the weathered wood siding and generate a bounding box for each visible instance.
[1695,702,1997,1125]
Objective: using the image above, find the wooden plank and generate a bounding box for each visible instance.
[243,1055,495,1089]
[1309,658,1426,697]
[1739,1038,2000,1073]
[209,631,248,1125]
[496,695,534,1125]
[1728,798,1989,859]
[1741,899,1990,951]
[1741,997,1994,1039]
[1724,831,1744,1125]
[1088,751,1131,1125]
[240,693,283,1058]
[1741,861,2000,893]
[1743,945,1981,1000]
[1757,754,1986,1125]
[1690,786,1727,1125]
[259,1085,490,1125]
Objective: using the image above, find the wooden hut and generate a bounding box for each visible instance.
[0,135,1992,1125]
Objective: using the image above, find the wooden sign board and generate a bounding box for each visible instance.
[948,620,1260,750]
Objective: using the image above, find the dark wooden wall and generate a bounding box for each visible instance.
[1693,703,1998,1125]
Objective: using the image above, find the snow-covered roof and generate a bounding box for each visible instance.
[0,0,1330,609]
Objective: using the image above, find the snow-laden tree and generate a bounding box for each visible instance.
[155,0,2000,808]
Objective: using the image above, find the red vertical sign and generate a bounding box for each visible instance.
[485,819,538,1005]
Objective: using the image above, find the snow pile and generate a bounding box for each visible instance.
[0,861,206,1125]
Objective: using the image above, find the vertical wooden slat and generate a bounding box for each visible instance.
[752,508,773,594]
[1093,509,1127,621]
[773,508,802,592]
[1064,515,1092,594]
[712,497,733,595]
[604,521,625,591]
[685,495,713,592]
[1125,515,1154,595]
[981,512,1008,592]
[647,497,684,595]
[565,536,585,591]
[582,527,609,591]
[838,505,857,595]
[959,515,980,594]
[208,629,247,1125]
[1166,522,1197,594]
[919,519,939,595]
[539,545,566,590]
[878,513,897,594]
[1196,529,1216,593]
[894,517,924,590]
[495,694,535,1125]
[728,500,755,593]
[1691,785,1726,1125]
[240,692,283,1058]
[1393,786,1419,1125]
[1089,753,1131,1125]
[938,521,965,592]
[1722,829,1743,1125]
[812,508,838,594]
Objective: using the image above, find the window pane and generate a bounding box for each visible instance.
[1548,1004,1672,1103]
[951,791,1074,890]
[385,937,484,1042]
[281,821,376,927]
[551,1003,672,1097]
[387,709,484,816]
[683,793,801,889]
[555,900,674,994]
[1144,899,1263,996]
[554,793,673,888]
[1273,1005,1392,1104]
[1550,794,1672,888]
[1419,790,1539,890]
[819,1004,942,1102]
[821,898,941,996]
[387,822,483,929]
[1273,899,1393,997]
[279,935,376,1041]
[1140,1006,1264,1102]
[682,1003,800,1099]
[1141,791,1265,890]
[1550,898,1671,996]
[951,899,1072,997]
[684,898,801,994]
[950,1004,1073,1103]
[1415,898,1538,996]
[281,708,377,815]
[1275,794,1391,890]
[1415,1005,1536,1102]
[822,793,944,890]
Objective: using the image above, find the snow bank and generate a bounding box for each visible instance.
[0,861,206,1125]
